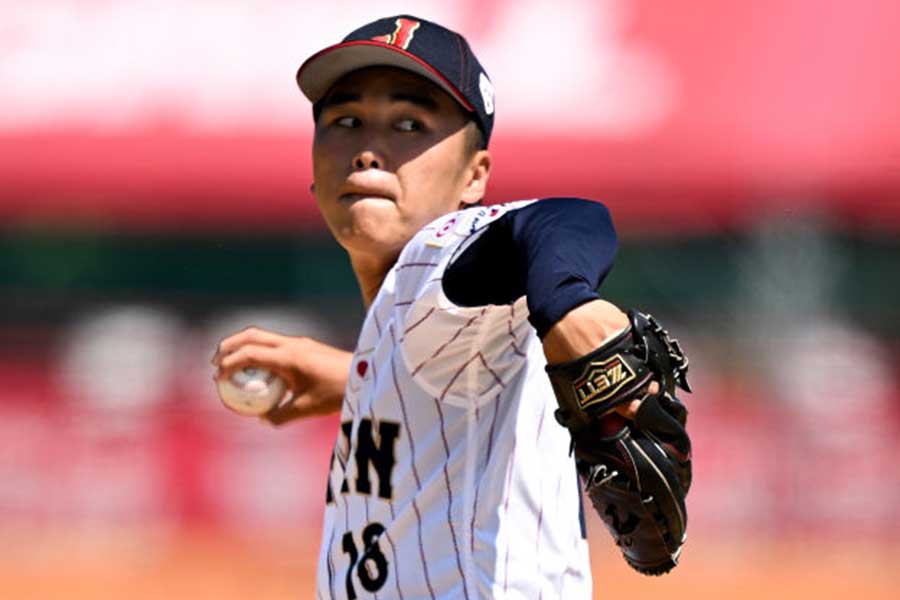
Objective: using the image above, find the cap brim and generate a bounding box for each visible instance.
[296,40,474,112]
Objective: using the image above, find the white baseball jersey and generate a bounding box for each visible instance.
[316,201,592,600]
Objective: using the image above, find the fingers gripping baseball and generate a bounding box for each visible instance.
[212,327,352,424]
[217,344,292,377]
[213,326,283,360]
[213,327,300,383]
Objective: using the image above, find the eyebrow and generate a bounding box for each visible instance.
[390,92,439,111]
[319,90,440,112]
[320,91,359,108]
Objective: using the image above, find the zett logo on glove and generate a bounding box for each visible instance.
[572,355,637,410]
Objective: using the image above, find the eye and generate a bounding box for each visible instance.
[334,116,359,128]
[395,118,422,132]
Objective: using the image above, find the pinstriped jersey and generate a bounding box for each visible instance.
[316,201,592,600]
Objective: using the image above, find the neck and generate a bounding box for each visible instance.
[349,251,400,309]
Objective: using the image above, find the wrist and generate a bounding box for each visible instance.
[542,299,628,365]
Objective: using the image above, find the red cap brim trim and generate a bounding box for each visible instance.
[296,40,475,112]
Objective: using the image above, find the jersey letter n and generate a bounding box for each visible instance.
[331,419,401,502]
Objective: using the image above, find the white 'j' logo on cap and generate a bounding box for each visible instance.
[479,72,495,115]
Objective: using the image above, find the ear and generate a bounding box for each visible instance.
[459,149,492,207]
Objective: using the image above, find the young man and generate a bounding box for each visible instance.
[213,15,689,599]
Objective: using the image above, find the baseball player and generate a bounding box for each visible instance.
[213,15,692,599]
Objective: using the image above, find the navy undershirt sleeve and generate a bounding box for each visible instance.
[443,197,617,338]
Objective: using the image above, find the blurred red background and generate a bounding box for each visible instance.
[2,1,899,598]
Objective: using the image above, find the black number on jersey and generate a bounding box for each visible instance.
[341,522,389,598]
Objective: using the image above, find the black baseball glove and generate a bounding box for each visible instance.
[546,310,692,575]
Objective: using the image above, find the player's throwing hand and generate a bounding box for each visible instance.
[212,327,351,424]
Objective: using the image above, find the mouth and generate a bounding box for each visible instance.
[339,192,395,203]
[338,175,398,204]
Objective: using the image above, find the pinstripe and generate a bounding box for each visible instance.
[535,401,546,443]
[382,528,405,600]
[343,491,350,534]
[438,352,480,400]
[403,307,435,334]
[535,400,547,565]
[343,394,356,417]
[434,398,471,600]
[373,309,382,337]
[474,353,505,389]
[439,351,505,401]
[507,308,526,357]
[541,472,564,600]
[361,496,380,600]
[389,331,437,599]
[471,395,500,553]
[461,400,478,593]
[508,340,526,357]
[326,526,337,599]
[383,500,405,599]
[534,494,545,591]
[396,261,440,270]
[368,359,378,389]
[334,446,347,478]
[502,436,518,595]
[411,501,434,599]
[365,360,385,600]
[468,404,480,554]
[411,308,485,376]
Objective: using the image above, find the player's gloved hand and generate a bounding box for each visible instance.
[542,300,644,419]
[545,308,692,575]
[212,327,351,424]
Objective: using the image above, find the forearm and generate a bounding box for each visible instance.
[541,299,628,364]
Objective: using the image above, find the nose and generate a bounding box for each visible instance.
[352,150,382,171]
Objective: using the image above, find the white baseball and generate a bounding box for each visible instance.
[217,367,288,416]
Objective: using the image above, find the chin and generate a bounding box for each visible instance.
[333,203,410,258]
[338,228,411,261]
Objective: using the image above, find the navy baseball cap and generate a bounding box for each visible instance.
[296,15,495,146]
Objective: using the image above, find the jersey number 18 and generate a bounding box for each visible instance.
[341,522,388,598]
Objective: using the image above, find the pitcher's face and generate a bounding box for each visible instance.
[312,67,484,261]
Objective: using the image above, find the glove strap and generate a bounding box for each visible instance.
[546,310,691,431]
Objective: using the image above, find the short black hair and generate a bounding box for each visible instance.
[464,119,487,155]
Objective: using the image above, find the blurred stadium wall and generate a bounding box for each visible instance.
[1,1,899,598]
